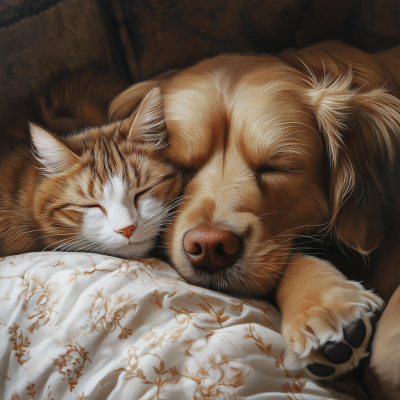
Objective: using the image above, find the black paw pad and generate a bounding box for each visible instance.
[307,363,335,377]
[322,342,353,364]
[343,319,366,348]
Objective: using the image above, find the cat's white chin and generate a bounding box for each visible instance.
[109,239,155,259]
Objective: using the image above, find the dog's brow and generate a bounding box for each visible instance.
[221,117,230,171]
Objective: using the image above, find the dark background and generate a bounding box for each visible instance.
[1,0,400,120]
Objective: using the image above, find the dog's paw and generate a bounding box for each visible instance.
[282,281,384,380]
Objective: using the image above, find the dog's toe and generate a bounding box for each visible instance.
[343,319,366,348]
[301,316,374,380]
[283,286,383,380]
[322,341,353,364]
[305,320,366,379]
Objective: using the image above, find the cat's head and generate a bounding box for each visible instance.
[30,86,183,258]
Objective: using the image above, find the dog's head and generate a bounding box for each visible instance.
[110,44,400,295]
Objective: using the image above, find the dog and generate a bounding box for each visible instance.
[110,41,400,396]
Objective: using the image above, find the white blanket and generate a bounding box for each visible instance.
[0,252,361,399]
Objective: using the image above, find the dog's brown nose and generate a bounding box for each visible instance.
[183,228,240,272]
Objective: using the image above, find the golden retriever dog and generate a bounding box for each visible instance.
[110,42,400,395]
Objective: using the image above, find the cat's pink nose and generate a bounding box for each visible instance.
[115,224,136,238]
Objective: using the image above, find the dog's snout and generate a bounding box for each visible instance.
[183,228,240,272]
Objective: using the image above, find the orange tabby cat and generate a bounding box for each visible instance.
[0,72,183,258]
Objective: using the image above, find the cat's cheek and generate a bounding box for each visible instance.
[81,209,117,246]
[133,239,155,256]
[136,197,168,235]
[116,239,155,259]
[137,197,166,220]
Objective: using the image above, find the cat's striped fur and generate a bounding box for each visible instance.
[0,70,183,257]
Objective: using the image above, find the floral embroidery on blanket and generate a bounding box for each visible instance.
[118,349,249,400]
[83,288,136,339]
[0,253,356,399]
[53,344,91,392]
[8,324,31,366]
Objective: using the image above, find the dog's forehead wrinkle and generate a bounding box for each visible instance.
[209,68,229,95]
[235,109,323,168]
[229,96,318,160]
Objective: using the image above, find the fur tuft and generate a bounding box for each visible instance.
[305,69,400,253]
[30,123,81,175]
[128,86,168,148]
[0,71,183,258]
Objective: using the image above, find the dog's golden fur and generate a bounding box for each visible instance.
[110,42,400,393]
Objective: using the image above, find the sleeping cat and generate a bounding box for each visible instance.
[0,73,183,258]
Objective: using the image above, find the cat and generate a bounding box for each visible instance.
[0,70,183,258]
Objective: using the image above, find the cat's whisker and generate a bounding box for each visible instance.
[42,237,79,251]
[164,195,192,209]
[34,233,73,243]
[0,71,186,260]
[51,224,73,229]
[24,229,42,234]
[51,238,88,252]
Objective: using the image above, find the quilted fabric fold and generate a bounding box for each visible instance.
[0,252,355,399]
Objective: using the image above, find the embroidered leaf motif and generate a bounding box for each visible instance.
[26,383,36,399]
[215,308,225,318]
[53,344,91,392]
[151,290,164,309]
[255,343,269,354]
[293,382,301,393]
[8,324,31,365]
[169,366,180,376]
[294,372,303,380]
[197,303,211,313]
[117,348,249,399]
[43,385,54,400]
[84,288,137,340]
[11,391,21,400]
[243,323,308,397]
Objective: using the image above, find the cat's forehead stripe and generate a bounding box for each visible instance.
[82,149,141,197]
[102,175,131,204]
[85,137,128,184]
[74,129,172,199]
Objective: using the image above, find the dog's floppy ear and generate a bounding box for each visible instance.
[120,86,167,148]
[306,70,400,253]
[109,70,179,121]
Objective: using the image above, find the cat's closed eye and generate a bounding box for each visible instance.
[80,204,107,215]
[134,186,154,207]
[0,71,184,259]
[55,203,107,215]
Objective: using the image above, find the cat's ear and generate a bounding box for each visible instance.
[122,86,167,147]
[30,123,81,174]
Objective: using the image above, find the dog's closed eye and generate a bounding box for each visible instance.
[255,165,297,179]
[255,165,298,187]
[256,165,295,174]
